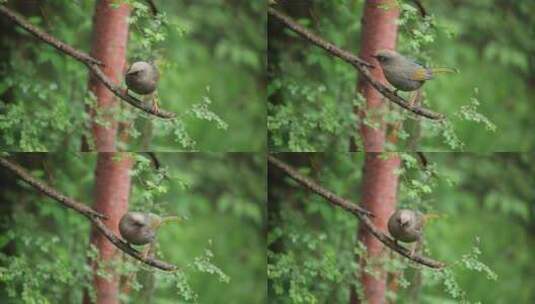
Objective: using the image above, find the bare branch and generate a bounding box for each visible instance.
[0,5,102,66]
[268,155,446,269]
[269,8,373,69]
[0,157,106,219]
[0,5,176,119]
[0,156,178,272]
[268,8,445,120]
[268,155,374,217]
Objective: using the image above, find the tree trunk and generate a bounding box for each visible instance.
[83,153,134,304]
[87,0,131,152]
[355,0,400,152]
[350,2,401,301]
[351,153,400,304]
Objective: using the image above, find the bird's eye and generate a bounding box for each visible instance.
[133,221,144,227]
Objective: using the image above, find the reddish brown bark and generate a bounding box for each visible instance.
[84,153,134,304]
[351,153,400,304]
[356,0,400,152]
[88,0,131,152]
[351,2,401,301]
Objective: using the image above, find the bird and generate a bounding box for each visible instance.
[125,61,160,111]
[373,49,457,92]
[118,211,180,290]
[118,211,179,246]
[387,209,424,244]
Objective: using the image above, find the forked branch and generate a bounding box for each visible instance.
[268,8,444,120]
[0,5,175,119]
[268,155,446,269]
[0,156,178,271]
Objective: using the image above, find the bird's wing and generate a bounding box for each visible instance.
[409,67,433,81]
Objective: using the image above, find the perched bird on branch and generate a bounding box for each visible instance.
[119,211,179,246]
[125,61,160,111]
[119,211,179,291]
[373,49,457,92]
[387,209,424,244]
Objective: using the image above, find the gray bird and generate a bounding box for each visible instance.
[119,212,162,245]
[387,209,424,243]
[119,211,180,246]
[373,49,456,92]
[125,61,159,95]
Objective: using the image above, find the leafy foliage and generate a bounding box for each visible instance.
[0,0,265,151]
[268,0,535,151]
[0,153,266,303]
[268,153,535,303]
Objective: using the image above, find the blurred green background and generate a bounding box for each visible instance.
[0,0,265,151]
[268,0,535,151]
[0,152,266,303]
[268,152,535,303]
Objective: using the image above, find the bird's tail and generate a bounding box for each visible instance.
[429,67,458,74]
[423,213,444,224]
[160,216,182,225]
[152,216,182,230]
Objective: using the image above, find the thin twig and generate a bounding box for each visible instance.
[143,152,170,182]
[146,152,161,170]
[0,157,178,272]
[268,155,446,269]
[146,0,158,15]
[416,152,428,168]
[268,8,444,120]
[0,5,175,119]
[411,0,427,17]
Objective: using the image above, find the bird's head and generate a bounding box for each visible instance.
[126,61,150,77]
[373,49,398,65]
[397,209,413,228]
[127,212,149,229]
